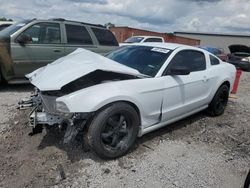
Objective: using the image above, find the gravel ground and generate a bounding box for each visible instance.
[0,73,249,188]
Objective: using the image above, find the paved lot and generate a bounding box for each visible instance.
[0,73,249,188]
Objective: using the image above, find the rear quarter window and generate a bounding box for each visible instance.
[210,55,220,65]
[91,27,118,46]
[65,24,93,45]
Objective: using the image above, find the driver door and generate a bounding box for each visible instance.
[161,50,210,122]
[11,22,64,77]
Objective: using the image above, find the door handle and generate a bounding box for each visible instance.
[53,49,61,52]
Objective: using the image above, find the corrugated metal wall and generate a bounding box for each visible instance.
[175,33,250,53]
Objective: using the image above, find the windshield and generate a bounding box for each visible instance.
[0,20,31,37]
[124,36,144,43]
[106,46,171,77]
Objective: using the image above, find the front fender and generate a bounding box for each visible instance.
[57,83,143,113]
[56,79,164,128]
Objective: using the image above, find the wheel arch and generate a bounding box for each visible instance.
[215,80,231,97]
[207,79,231,105]
[221,80,230,88]
[207,79,230,116]
[95,100,142,126]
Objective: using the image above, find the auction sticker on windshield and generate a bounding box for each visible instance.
[151,47,170,54]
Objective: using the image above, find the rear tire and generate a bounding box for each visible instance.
[0,71,2,84]
[0,71,7,85]
[207,84,229,116]
[87,102,139,159]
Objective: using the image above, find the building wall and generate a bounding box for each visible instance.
[110,27,165,42]
[175,32,250,53]
[166,35,200,46]
[110,27,200,46]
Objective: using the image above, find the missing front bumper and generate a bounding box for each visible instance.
[29,110,92,144]
[29,111,63,127]
[18,90,92,143]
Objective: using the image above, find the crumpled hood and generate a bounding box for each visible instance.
[27,48,141,91]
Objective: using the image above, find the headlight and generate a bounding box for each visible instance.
[56,101,70,113]
[242,57,250,62]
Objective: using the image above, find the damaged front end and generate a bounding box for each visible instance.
[18,89,92,143]
[18,48,144,143]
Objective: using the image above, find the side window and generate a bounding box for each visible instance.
[144,38,163,42]
[21,22,61,44]
[91,27,118,46]
[169,50,206,72]
[65,24,93,45]
[210,55,220,65]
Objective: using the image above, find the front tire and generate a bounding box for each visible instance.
[207,84,229,116]
[244,170,250,188]
[87,102,139,159]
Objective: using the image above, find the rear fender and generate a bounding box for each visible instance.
[0,43,14,81]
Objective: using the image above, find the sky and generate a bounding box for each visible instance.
[0,0,250,34]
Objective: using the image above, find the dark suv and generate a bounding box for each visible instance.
[0,18,119,83]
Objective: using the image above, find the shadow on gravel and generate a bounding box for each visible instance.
[37,128,103,163]
[32,100,250,165]
[0,83,33,92]
[36,111,207,162]
[138,111,206,144]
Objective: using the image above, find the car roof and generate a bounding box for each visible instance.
[31,18,105,28]
[127,42,194,50]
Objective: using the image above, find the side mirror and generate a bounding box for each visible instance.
[17,34,32,46]
[169,66,190,75]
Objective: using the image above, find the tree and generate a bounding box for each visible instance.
[104,22,115,28]
[0,17,13,21]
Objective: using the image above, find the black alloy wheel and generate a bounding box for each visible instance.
[101,113,132,150]
[207,84,229,116]
[87,102,139,159]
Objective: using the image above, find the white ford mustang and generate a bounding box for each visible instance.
[19,43,236,159]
